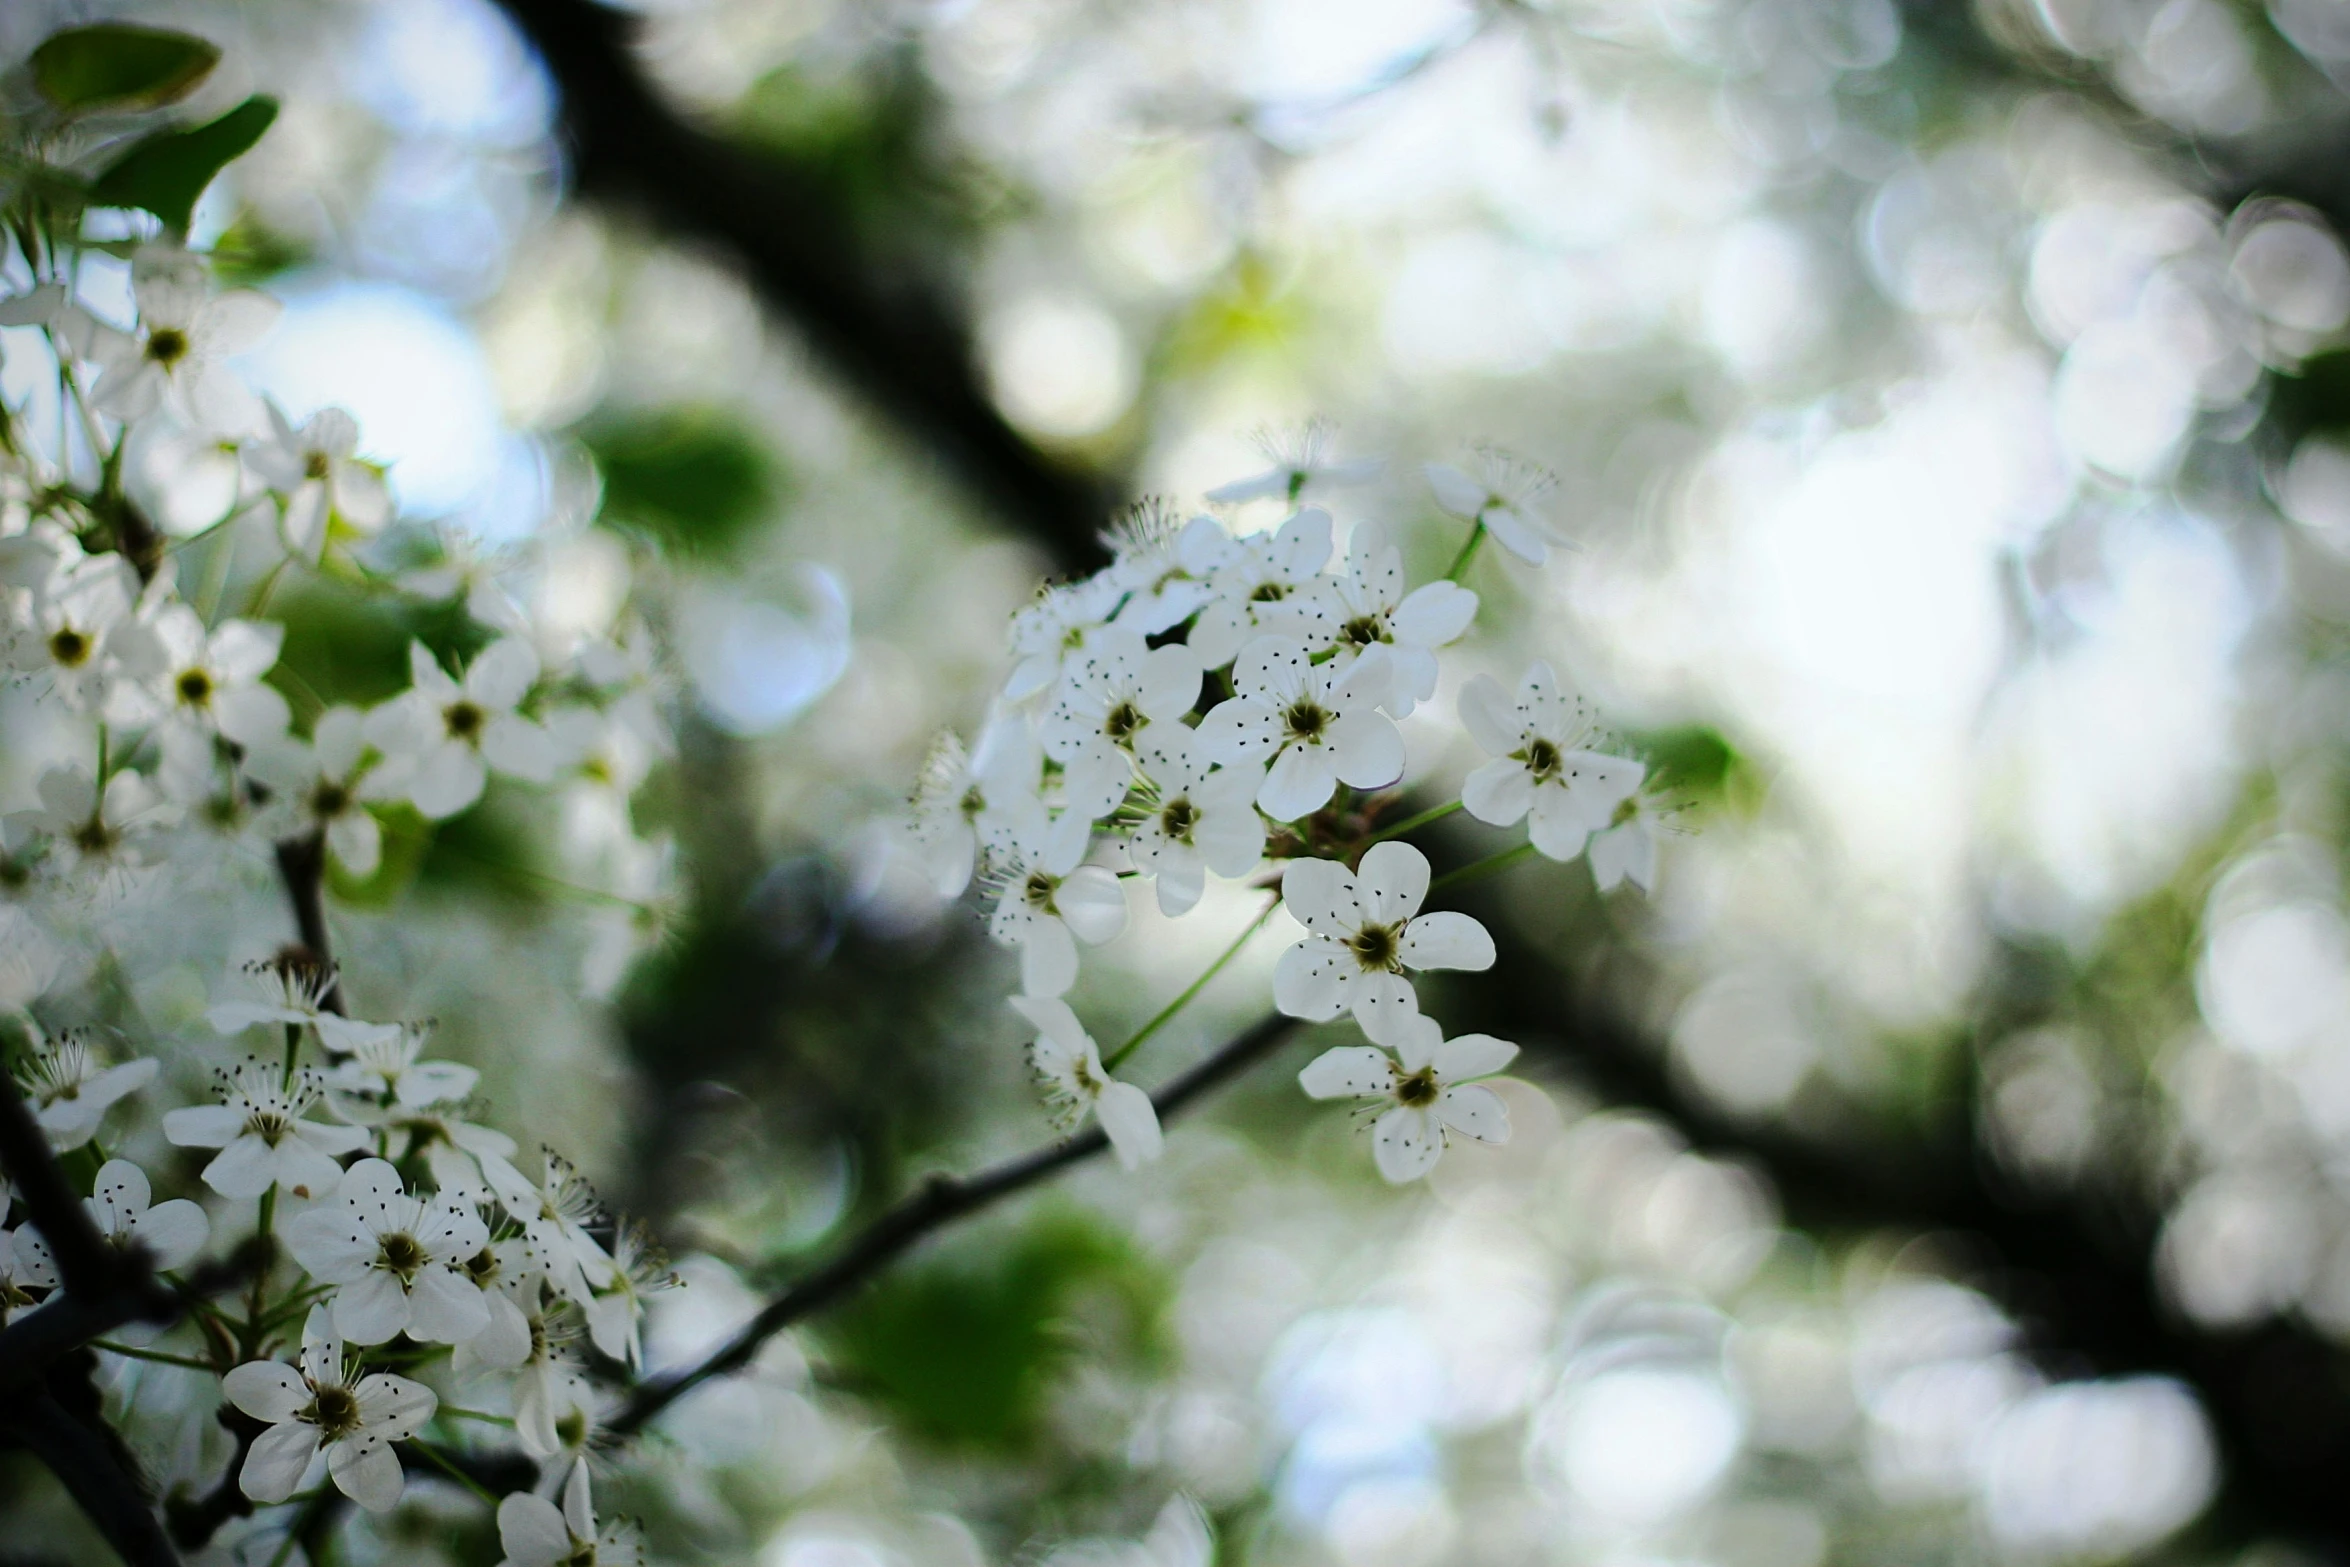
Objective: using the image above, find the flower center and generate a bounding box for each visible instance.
[145,327,190,367]
[244,1109,293,1146]
[1282,702,1331,743]
[1609,795,1641,829]
[312,780,351,816]
[378,1232,427,1278]
[959,785,985,821]
[1023,871,1059,912]
[1103,701,1145,744]
[176,668,214,708]
[1523,738,1561,780]
[1341,615,1384,647]
[1249,581,1288,603]
[47,627,90,666]
[72,818,119,855]
[307,1384,362,1439]
[1159,797,1198,841]
[304,450,332,481]
[463,1247,502,1287]
[1349,923,1400,971]
[1395,1067,1440,1108]
[555,1407,589,1450]
[443,700,486,741]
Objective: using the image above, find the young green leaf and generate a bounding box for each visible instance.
[30,24,220,113]
[88,95,279,235]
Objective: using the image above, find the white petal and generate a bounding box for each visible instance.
[409,742,487,819]
[1094,1081,1164,1171]
[1456,674,1516,757]
[1195,698,1280,764]
[1019,920,1079,997]
[1589,821,1657,892]
[1233,635,1311,704]
[1298,1046,1393,1100]
[1154,859,1206,918]
[1527,796,1593,862]
[1425,462,1486,517]
[1350,971,1421,1040]
[467,638,539,709]
[482,715,558,782]
[405,1266,490,1343]
[1435,1083,1510,1144]
[222,1361,308,1423]
[333,1268,412,1345]
[499,1492,572,1567]
[1008,994,1089,1056]
[131,1199,209,1270]
[1356,841,1431,923]
[328,811,383,877]
[1272,938,1353,1022]
[1257,744,1336,822]
[200,1137,280,1199]
[1399,911,1495,972]
[1433,1032,1519,1083]
[1460,758,1533,826]
[1389,581,1477,647]
[1140,642,1206,719]
[1056,866,1129,945]
[241,1421,321,1503]
[1372,1107,1443,1183]
[1278,857,1359,938]
[354,1372,438,1439]
[1322,710,1404,792]
[329,1435,406,1513]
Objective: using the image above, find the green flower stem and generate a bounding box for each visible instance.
[1429,840,1538,894]
[409,1437,499,1506]
[1102,894,1281,1072]
[1364,799,1464,847]
[437,1407,517,1428]
[1443,520,1487,582]
[90,1340,218,1372]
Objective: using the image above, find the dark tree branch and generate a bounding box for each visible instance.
[612,1009,1296,1434]
[490,0,1118,575]
[273,830,345,1016]
[0,1395,180,1567]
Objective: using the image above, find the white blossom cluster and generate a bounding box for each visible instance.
[912,432,1673,1183]
[0,229,674,1542]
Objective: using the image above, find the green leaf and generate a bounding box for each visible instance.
[585,407,780,557]
[89,95,277,234]
[31,25,220,113]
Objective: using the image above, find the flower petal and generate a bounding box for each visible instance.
[1322,711,1404,793]
[1460,758,1533,827]
[1257,743,1336,822]
[1399,911,1494,973]
[222,1361,308,1424]
[1456,674,1516,758]
[499,1491,572,1567]
[1094,1081,1164,1171]
[1272,937,1353,1022]
[1298,1046,1393,1100]
[1433,1032,1518,1083]
[1056,866,1129,946]
[240,1420,321,1504]
[1372,1106,1443,1183]
[404,1266,490,1344]
[1356,841,1431,924]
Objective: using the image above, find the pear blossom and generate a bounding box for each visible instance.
[1589,786,1672,892]
[1186,507,1333,667]
[206,954,390,1055]
[245,705,388,876]
[71,247,273,429]
[1205,420,1383,505]
[1299,1011,1517,1182]
[78,1157,210,1270]
[909,712,1040,897]
[1196,634,1403,821]
[283,1157,492,1344]
[6,764,172,874]
[453,1235,545,1370]
[1313,523,1478,717]
[1102,498,1219,634]
[126,605,288,749]
[398,532,530,633]
[1005,573,1124,701]
[983,804,1129,996]
[12,1029,157,1150]
[1042,628,1205,818]
[1273,842,1495,1031]
[1009,995,1163,1170]
[365,639,556,819]
[162,1060,369,1200]
[374,1101,524,1206]
[323,1021,479,1109]
[508,1310,599,1459]
[1129,731,1263,917]
[4,551,153,709]
[247,404,392,562]
[497,1460,643,1567]
[488,1150,617,1306]
[584,1219,679,1369]
[222,1304,435,1512]
[1425,446,1570,565]
[1458,662,1645,861]
[1,1227,55,1320]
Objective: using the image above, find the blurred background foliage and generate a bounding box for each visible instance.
[10,0,2350,1563]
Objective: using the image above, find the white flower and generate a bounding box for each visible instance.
[451,1235,543,1370]
[398,533,529,633]
[983,804,1128,996]
[509,1311,599,1460]
[1425,447,1570,565]
[1313,522,1478,718]
[1458,662,1645,860]
[375,1102,523,1208]
[584,1219,678,1370]
[283,1158,491,1345]
[162,1060,368,1200]
[1195,635,1403,822]
[365,639,556,819]
[2,1227,57,1320]
[909,712,1039,898]
[498,1459,643,1567]
[1589,786,1671,892]
[1129,730,1263,917]
[244,706,387,877]
[1273,842,1495,1031]
[1204,420,1382,505]
[487,1150,616,1306]
[3,551,154,709]
[1300,1011,1517,1182]
[323,1022,478,1109]
[1102,498,1219,634]
[5,764,173,873]
[1005,573,1124,702]
[83,247,278,429]
[206,954,390,1055]
[123,605,288,751]
[80,1157,210,1270]
[222,1304,435,1513]
[12,1029,157,1150]
[1041,628,1205,819]
[1186,507,1333,668]
[1008,996,1162,1170]
[247,404,392,562]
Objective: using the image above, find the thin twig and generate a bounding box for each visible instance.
[611,1010,1297,1434]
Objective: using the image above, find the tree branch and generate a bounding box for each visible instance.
[490,0,1118,575]
[611,1009,1296,1434]
[0,1394,181,1567]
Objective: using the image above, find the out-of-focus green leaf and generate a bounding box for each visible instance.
[89,95,277,234]
[205,213,309,286]
[1636,724,1764,813]
[827,1212,1166,1451]
[586,407,779,558]
[268,577,487,713]
[31,25,219,113]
